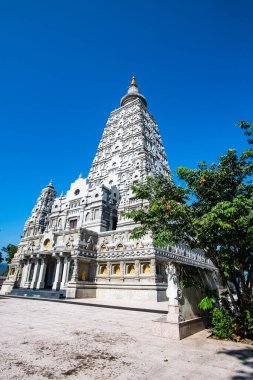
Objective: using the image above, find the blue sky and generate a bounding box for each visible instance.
[0,0,253,248]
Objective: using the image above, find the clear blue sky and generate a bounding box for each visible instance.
[0,0,253,248]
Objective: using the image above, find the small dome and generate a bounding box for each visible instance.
[120,76,147,107]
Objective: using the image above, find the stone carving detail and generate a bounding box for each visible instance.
[66,236,74,250]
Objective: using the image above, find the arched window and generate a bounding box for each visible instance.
[101,244,107,252]
[113,265,120,275]
[100,265,108,275]
[85,212,90,222]
[143,263,151,274]
[43,239,51,250]
[69,219,77,229]
[117,243,124,251]
[128,264,135,274]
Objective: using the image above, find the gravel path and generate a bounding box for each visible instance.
[0,297,252,380]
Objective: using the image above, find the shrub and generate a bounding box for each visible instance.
[233,309,253,339]
[211,308,234,339]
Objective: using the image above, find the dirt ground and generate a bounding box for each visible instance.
[0,297,252,380]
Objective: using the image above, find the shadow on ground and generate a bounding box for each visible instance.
[218,347,253,379]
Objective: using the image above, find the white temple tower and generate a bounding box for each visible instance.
[1,77,215,303]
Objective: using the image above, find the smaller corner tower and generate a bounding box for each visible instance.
[23,181,57,237]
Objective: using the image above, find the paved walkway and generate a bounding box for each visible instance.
[66,297,168,312]
[3,294,168,313]
[0,297,252,379]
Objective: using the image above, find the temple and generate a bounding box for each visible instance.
[1,78,217,306]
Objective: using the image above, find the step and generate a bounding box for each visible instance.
[9,289,66,299]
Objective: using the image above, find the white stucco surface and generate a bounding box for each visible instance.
[0,297,252,379]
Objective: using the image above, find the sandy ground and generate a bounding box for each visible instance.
[0,297,252,380]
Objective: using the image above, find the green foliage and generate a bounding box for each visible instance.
[239,120,253,144]
[1,244,18,264]
[212,308,234,339]
[210,306,253,340]
[124,122,253,338]
[198,289,218,311]
[198,296,217,311]
[124,174,192,247]
[233,309,253,339]
[199,296,216,311]
[179,276,202,289]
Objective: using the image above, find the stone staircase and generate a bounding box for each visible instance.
[9,288,66,299]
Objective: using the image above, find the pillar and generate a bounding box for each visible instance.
[60,257,69,288]
[151,258,156,278]
[30,259,40,289]
[36,258,47,289]
[20,261,29,288]
[165,262,181,323]
[52,257,63,290]
[135,260,140,278]
[70,258,79,282]
[23,260,32,288]
[66,259,71,282]
[120,261,124,279]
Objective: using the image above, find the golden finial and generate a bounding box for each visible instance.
[130,76,137,86]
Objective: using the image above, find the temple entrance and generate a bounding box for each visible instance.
[44,257,56,289]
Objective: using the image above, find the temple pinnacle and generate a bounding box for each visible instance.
[120,76,147,107]
[130,76,137,87]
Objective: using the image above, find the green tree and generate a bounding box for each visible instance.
[125,122,253,337]
[1,244,18,264]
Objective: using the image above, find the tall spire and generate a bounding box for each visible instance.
[120,76,147,107]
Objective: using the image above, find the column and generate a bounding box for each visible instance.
[15,264,23,287]
[135,260,140,279]
[70,258,79,282]
[151,258,156,278]
[66,259,71,282]
[20,261,29,288]
[165,262,181,323]
[36,258,47,289]
[30,259,40,289]
[52,257,63,290]
[120,261,124,279]
[80,209,85,226]
[23,260,32,288]
[60,257,69,288]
